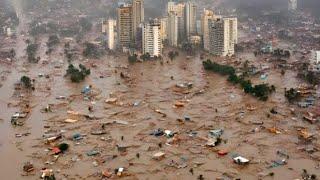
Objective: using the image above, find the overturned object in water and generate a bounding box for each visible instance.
[153,152,166,160]
[176,82,193,89]
[81,85,91,94]
[208,129,223,138]
[233,156,250,165]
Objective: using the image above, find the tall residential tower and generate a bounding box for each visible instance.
[142,20,162,57]
[201,9,216,51]
[185,2,197,39]
[117,4,133,48]
[107,19,116,50]
[167,12,179,47]
[208,17,238,56]
[132,0,144,41]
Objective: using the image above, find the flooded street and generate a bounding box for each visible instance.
[1,36,320,179]
[0,1,320,180]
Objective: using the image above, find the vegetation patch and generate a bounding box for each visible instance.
[65,64,91,83]
[203,59,275,101]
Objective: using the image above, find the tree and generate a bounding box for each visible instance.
[203,59,275,101]
[26,43,38,62]
[20,76,32,89]
[242,60,250,77]
[168,51,178,60]
[182,42,194,55]
[140,53,151,61]
[47,34,60,48]
[305,71,319,85]
[285,88,300,103]
[252,84,271,101]
[128,54,138,63]
[228,73,240,84]
[9,49,16,58]
[65,64,90,83]
[241,80,253,94]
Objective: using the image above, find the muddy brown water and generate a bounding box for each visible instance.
[0,20,320,180]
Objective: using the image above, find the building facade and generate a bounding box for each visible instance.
[117,4,133,48]
[132,0,144,41]
[167,12,178,47]
[108,19,116,50]
[142,20,162,57]
[160,17,168,41]
[175,3,186,43]
[185,2,197,40]
[201,9,215,51]
[311,50,320,64]
[208,17,237,56]
[167,1,186,44]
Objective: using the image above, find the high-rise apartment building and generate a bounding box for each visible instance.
[160,17,168,41]
[142,20,162,57]
[132,0,144,41]
[167,1,176,13]
[167,1,185,43]
[167,12,178,47]
[228,17,238,44]
[185,2,197,39]
[117,4,133,48]
[107,19,116,50]
[208,17,238,56]
[201,9,216,51]
[175,3,186,43]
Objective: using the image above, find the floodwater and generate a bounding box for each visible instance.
[0,14,320,180]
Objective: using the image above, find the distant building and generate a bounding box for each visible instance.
[196,20,201,35]
[167,1,186,43]
[160,17,168,40]
[184,2,197,39]
[117,4,133,48]
[132,0,144,41]
[201,9,216,51]
[208,17,238,56]
[310,50,320,64]
[288,0,297,11]
[167,12,178,47]
[167,1,176,13]
[135,24,143,50]
[142,20,162,57]
[6,27,12,37]
[102,20,108,33]
[107,19,116,50]
[189,35,201,46]
[175,3,186,43]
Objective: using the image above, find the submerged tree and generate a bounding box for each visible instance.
[26,43,38,63]
[168,51,179,60]
[285,88,301,103]
[128,54,138,63]
[203,59,275,101]
[65,64,90,83]
[20,76,32,89]
[140,53,151,61]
